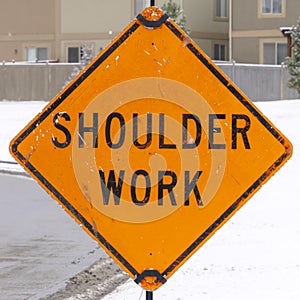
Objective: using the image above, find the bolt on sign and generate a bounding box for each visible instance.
[10,7,292,291]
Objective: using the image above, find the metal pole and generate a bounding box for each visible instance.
[146,291,153,300]
[229,0,233,61]
[150,0,155,6]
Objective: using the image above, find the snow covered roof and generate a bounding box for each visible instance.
[280,26,292,36]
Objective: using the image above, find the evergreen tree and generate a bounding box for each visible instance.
[286,18,300,96]
[80,43,94,67]
[161,0,189,34]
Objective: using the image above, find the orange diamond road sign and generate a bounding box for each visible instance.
[10,7,292,291]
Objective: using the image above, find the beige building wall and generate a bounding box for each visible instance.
[232,0,300,64]
[1,0,299,64]
[0,0,56,62]
[59,0,228,62]
[184,0,228,59]
[0,0,229,63]
[61,0,131,33]
[59,0,132,61]
[0,0,229,62]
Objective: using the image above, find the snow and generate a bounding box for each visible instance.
[0,101,46,173]
[0,101,106,299]
[102,100,300,300]
[0,173,105,299]
[0,99,299,299]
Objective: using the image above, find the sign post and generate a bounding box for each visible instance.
[10,6,292,297]
[146,290,153,300]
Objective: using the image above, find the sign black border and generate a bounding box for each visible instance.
[11,16,292,285]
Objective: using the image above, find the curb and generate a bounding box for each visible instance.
[0,161,30,178]
[40,257,128,300]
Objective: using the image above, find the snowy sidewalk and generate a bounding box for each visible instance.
[0,101,106,299]
[0,173,106,299]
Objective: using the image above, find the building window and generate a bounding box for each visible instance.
[262,0,281,13]
[135,0,150,15]
[26,47,48,62]
[214,43,226,61]
[263,42,287,64]
[68,47,80,63]
[215,0,228,19]
[259,0,285,17]
[67,44,95,64]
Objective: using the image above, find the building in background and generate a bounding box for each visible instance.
[0,0,299,64]
[0,0,132,63]
[231,0,300,64]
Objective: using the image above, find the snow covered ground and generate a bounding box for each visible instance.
[104,100,300,300]
[0,100,300,299]
[0,173,106,300]
[103,100,300,300]
[0,101,46,174]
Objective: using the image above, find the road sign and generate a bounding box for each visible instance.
[10,7,292,291]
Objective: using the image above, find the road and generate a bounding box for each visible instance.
[0,173,105,299]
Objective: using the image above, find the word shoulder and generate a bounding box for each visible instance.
[52,111,251,150]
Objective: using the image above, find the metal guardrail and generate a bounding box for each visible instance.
[0,160,18,165]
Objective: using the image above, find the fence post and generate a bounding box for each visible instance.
[47,61,51,101]
[1,61,7,101]
[280,62,285,100]
[232,60,236,83]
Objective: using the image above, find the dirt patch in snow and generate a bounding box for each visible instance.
[42,257,129,299]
